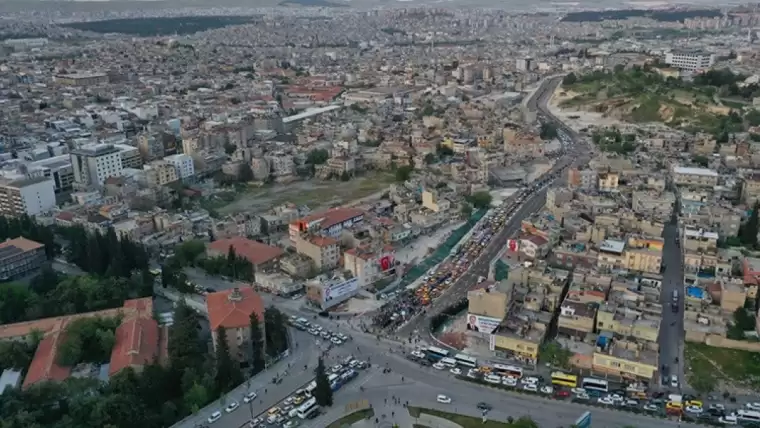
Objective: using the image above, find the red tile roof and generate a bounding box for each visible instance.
[109,298,160,376]
[0,237,43,253]
[294,208,364,231]
[208,237,284,266]
[206,287,265,331]
[22,324,71,389]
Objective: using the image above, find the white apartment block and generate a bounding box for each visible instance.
[0,177,56,217]
[164,154,195,179]
[664,52,715,71]
[114,144,143,169]
[70,143,124,188]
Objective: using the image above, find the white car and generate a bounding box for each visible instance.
[522,383,538,392]
[225,401,239,413]
[598,396,616,406]
[467,369,479,379]
[685,405,703,414]
[331,337,343,345]
[450,367,462,375]
[437,394,452,404]
[571,387,586,395]
[283,421,299,428]
[208,411,222,423]
[432,362,445,370]
[521,376,539,385]
[643,404,659,412]
[670,375,679,388]
[243,392,257,403]
[747,402,760,411]
[485,374,501,384]
[540,385,554,395]
[608,394,624,402]
[502,377,517,387]
[719,414,738,425]
[411,351,425,359]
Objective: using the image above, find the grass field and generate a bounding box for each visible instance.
[685,343,760,391]
[408,407,536,428]
[212,171,396,215]
[326,408,374,428]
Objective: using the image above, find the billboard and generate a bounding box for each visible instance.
[466,313,502,334]
[506,239,519,252]
[379,254,395,271]
[324,277,359,303]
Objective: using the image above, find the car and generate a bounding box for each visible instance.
[540,385,554,395]
[522,383,538,392]
[710,404,726,412]
[502,377,517,387]
[575,392,590,401]
[521,376,539,385]
[625,399,639,407]
[685,405,703,414]
[331,365,342,373]
[225,401,239,413]
[670,375,679,388]
[643,403,660,412]
[283,397,294,406]
[554,390,570,399]
[437,394,452,404]
[747,402,760,411]
[450,367,462,375]
[283,421,299,428]
[476,402,492,411]
[598,397,616,406]
[608,393,624,402]
[485,374,501,384]
[466,369,479,379]
[719,414,738,425]
[411,350,425,359]
[243,392,257,403]
[571,387,586,395]
[207,411,222,423]
[432,362,445,370]
[331,337,343,345]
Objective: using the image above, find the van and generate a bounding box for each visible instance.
[672,290,679,301]
[288,408,299,419]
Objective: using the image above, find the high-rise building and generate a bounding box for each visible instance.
[0,177,56,217]
[70,143,124,188]
[664,52,715,71]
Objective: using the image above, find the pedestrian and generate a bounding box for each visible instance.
[392,411,395,417]
[384,398,387,404]
[265,389,267,394]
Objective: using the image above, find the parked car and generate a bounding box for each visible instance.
[436,394,451,404]
[207,411,222,423]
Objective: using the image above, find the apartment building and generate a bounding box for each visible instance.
[28,155,75,194]
[631,191,675,221]
[164,154,195,180]
[114,144,143,169]
[597,239,626,272]
[0,177,56,217]
[207,237,284,272]
[682,227,718,253]
[0,237,46,280]
[206,288,265,362]
[70,143,124,188]
[742,173,760,204]
[343,246,396,288]
[289,208,364,242]
[664,51,715,71]
[143,161,178,188]
[54,72,109,86]
[598,172,619,193]
[624,236,663,274]
[592,340,659,381]
[422,190,451,213]
[557,299,598,338]
[295,235,341,270]
[672,166,719,188]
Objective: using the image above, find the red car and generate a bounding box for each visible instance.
[554,390,570,398]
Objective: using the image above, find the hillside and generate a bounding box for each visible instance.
[556,67,760,138]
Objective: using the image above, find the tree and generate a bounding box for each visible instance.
[214,327,243,393]
[539,122,558,140]
[313,357,333,406]
[168,301,205,373]
[57,316,120,366]
[395,165,413,182]
[562,72,577,86]
[249,312,265,375]
[238,162,254,182]
[740,201,760,247]
[692,155,709,167]
[538,341,572,369]
[460,202,473,218]
[264,306,288,357]
[306,149,329,165]
[466,191,492,209]
[340,171,350,181]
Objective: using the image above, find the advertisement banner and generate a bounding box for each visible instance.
[380,255,394,271]
[489,334,496,351]
[324,277,359,302]
[467,313,502,334]
[507,239,519,252]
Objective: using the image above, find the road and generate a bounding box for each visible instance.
[658,220,686,391]
[397,76,578,338]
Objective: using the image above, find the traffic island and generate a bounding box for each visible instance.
[326,408,375,428]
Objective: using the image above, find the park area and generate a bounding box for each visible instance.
[408,407,538,428]
[203,172,396,216]
[685,342,760,394]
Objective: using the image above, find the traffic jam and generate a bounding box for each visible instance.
[414,196,525,306]
[408,346,754,426]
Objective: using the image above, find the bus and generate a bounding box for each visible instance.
[550,371,578,388]
[454,353,478,368]
[581,377,609,393]
[491,364,523,379]
[425,346,450,361]
[440,357,457,368]
[296,397,320,419]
